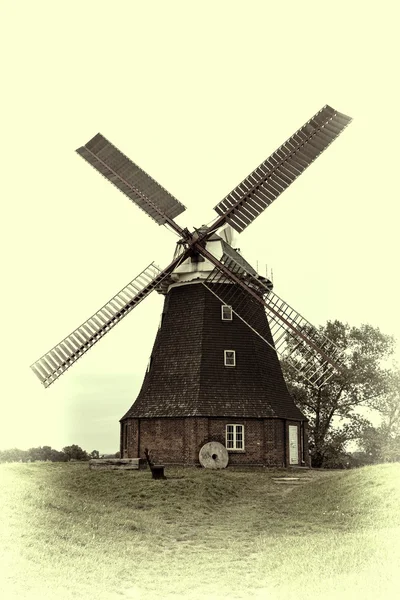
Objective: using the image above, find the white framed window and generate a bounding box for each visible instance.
[226,424,244,450]
[221,305,233,321]
[224,350,236,366]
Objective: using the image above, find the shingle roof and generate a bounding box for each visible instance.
[122,283,305,421]
[220,240,258,276]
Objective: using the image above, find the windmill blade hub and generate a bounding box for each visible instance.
[160,232,262,296]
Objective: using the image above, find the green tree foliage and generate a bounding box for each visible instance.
[358,369,400,463]
[62,444,89,461]
[0,444,99,463]
[28,446,68,462]
[283,320,396,467]
[0,448,29,463]
[0,446,69,463]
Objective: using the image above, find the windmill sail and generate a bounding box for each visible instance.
[202,251,345,387]
[77,134,186,226]
[31,104,353,398]
[213,105,352,233]
[30,262,173,388]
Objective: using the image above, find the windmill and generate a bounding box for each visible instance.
[31,105,352,468]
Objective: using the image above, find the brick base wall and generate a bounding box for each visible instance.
[121,416,307,467]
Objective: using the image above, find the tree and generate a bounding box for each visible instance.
[27,446,68,462]
[283,320,396,467]
[89,450,100,459]
[28,445,52,461]
[62,444,89,461]
[49,448,69,462]
[358,369,400,463]
[0,448,28,463]
[0,445,85,463]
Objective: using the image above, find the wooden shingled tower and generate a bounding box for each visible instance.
[31,105,352,468]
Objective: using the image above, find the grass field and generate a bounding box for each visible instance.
[1,462,399,599]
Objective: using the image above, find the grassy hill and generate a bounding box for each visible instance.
[1,463,399,599]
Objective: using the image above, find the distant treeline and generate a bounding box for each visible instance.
[0,445,120,463]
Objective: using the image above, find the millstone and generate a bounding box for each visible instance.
[199,441,229,469]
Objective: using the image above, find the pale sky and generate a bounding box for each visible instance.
[1,1,399,453]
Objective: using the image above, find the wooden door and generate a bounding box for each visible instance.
[288,425,299,465]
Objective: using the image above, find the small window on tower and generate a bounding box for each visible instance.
[224,350,236,367]
[221,305,233,321]
[226,424,244,450]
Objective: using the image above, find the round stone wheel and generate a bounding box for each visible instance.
[199,441,229,469]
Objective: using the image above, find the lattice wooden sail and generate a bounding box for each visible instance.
[30,263,171,388]
[213,105,352,233]
[202,251,345,387]
[77,134,186,225]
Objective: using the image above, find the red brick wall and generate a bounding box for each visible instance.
[264,419,285,467]
[120,418,140,458]
[208,418,265,465]
[139,418,185,464]
[122,416,303,467]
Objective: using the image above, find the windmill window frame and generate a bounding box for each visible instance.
[226,424,245,451]
[224,350,236,367]
[221,305,233,321]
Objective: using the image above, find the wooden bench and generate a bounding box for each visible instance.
[144,448,166,479]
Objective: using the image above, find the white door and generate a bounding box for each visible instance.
[288,425,299,465]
